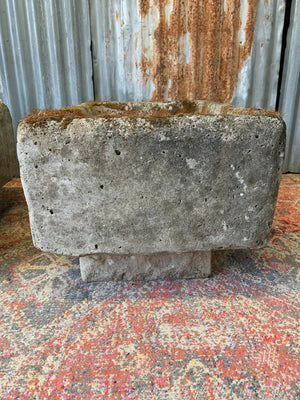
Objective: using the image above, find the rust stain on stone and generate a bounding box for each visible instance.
[138,0,256,103]
[115,9,119,23]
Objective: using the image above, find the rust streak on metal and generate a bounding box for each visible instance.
[140,57,153,87]
[239,0,256,71]
[138,0,256,103]
[138,0,151,19]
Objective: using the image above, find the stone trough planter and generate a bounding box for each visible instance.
[17,100,285,281]
[0,103,19,187]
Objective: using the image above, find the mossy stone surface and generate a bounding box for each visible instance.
[17,100,285,257]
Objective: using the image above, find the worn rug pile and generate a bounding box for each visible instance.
[0,175,299,399]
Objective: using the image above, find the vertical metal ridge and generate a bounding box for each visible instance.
[25,1,45,108]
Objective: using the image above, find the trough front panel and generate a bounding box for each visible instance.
[18,111,285,256]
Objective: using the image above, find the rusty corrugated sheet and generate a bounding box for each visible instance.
[0,0,94,134]
[279,0,300,172]
[90,0,285,110]
[232,0,286,108]
[139,0,256,103]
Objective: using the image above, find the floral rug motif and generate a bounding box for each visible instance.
[0,175,299,399]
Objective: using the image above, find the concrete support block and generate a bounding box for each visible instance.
[17,100,285,281]
[0,103,18,187]
[80,251,211,282]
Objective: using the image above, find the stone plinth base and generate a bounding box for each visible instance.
[80,251,211,282]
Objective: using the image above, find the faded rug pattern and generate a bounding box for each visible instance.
[0,175,299,400]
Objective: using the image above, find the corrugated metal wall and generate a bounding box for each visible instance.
[0,0,94,133]
[90,0,285,110]
[0,0,298,171]
[232,0,285,109]
[279,0,300,172]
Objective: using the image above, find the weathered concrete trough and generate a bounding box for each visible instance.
[0,103,19,187]
[17,100,285,281]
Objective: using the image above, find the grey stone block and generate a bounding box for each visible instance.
[0,103,19,187]
[17,100,285,280]
[80,251,211,282]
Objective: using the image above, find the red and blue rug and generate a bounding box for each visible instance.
[0,175,299,399]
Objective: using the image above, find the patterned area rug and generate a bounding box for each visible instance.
[0,175,299,400]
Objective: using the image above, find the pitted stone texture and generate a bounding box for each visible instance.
[0,103,18,187]
[80,251,211,282]
[17,100,285,256]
